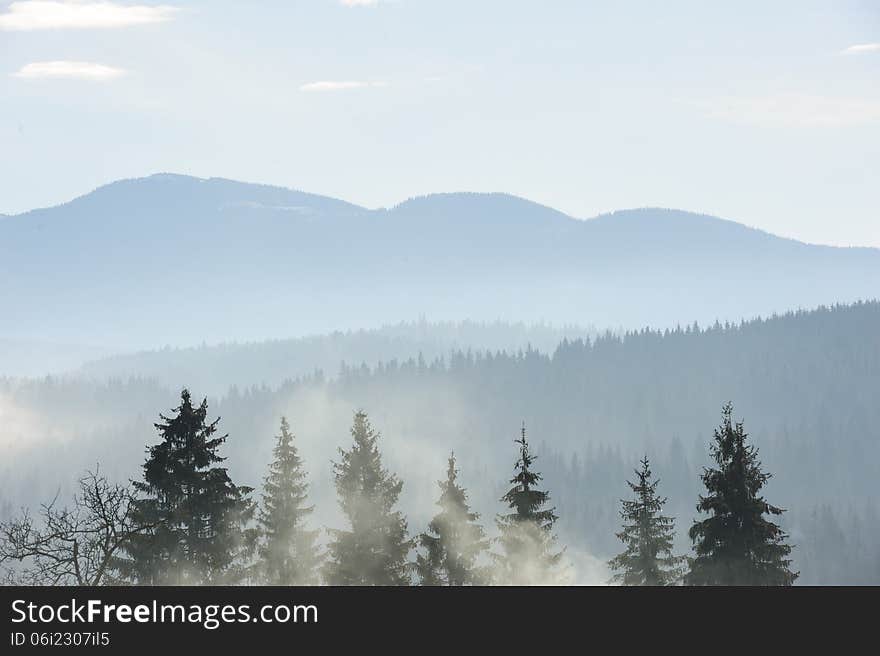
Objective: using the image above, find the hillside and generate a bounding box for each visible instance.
[75,320,597,394]
[1,174,878,354]
[1,302,878,583]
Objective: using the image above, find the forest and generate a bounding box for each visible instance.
[1,301,878,584]
[1,393,795,586]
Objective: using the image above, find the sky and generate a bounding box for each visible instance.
[1,0,878,247]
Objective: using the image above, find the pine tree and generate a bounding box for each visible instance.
[494,423,564,584]
[415,452,489,585]
[258,417,321,585]
[686,403,798,585]
[323,411,411,585]
[118,389,256,585]
[608,456,685,585]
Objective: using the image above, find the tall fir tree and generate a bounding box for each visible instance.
[494,423,564,584]
[608,456,685,585]
[117,389,256,585]
[686,403,798,585]
[323,411,412,585]
[415,452,489,585]
[257,417,322,585]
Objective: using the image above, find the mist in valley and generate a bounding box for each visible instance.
[2,300,878,585]
[2,178,878,587]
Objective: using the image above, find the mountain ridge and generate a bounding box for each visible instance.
[4,173,873,253]
[1,173,877,350]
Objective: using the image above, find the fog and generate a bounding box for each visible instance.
[0,369,613,584]
[2,302,879,584]
[2,177,879,585]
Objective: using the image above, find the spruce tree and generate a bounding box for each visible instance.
[118,389,256,585]
[686,403,798,585]
[323,411,411,585]
[415,452,489,585]
[258,417,321,585]
[494,423,564,584]
[608,456,684,585]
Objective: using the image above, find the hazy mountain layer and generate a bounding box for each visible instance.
[3,173,877,352]
[75,320,596,395]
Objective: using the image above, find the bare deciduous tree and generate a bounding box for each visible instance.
[0,468,156,586]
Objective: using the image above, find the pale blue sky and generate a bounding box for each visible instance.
[2,0,878,246]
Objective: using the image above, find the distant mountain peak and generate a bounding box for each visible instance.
[583,206,807,246]
[24,173,369,218]
[392,191,571,213]
[388,191,577,231]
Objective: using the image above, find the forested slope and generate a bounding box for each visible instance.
[1,302,877,583]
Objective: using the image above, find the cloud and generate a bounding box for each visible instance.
[300,80,386,92]
[0,1,178,31]
[841,43,880,55]
[340,0,380,6]
[12,60,126,80]
[695,94,880,128]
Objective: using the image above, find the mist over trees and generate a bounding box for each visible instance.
[323,412,412,585]
[494,426,565,584]
[257,417,322,585]
[415,453,489,585]
[1,302,878,584]
[1,395,805,585]
[608,457,685,585]
[1,174,877,585]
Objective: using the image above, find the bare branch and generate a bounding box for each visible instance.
[0,468,158,586]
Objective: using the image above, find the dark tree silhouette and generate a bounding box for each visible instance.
[608,456,684,585]
[0,469,155,585]
[494,423,564,584]
[118,389,256,585]
[258,417,322,585]
[415,452,489,585]
[686,403,798,585]
[323,411,411,585]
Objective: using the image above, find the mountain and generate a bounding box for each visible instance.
[1,173,878,353]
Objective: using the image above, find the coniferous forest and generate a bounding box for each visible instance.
[2,301,878,585]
